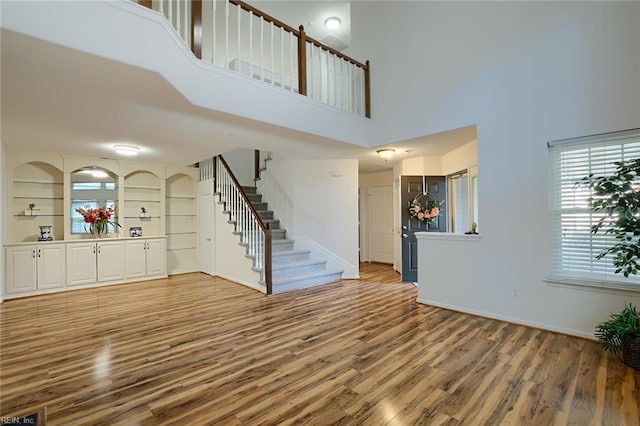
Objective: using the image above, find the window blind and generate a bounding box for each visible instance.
[548,128,640,287]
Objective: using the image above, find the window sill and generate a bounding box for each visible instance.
[545,277,640,295]
[415,232,481,242]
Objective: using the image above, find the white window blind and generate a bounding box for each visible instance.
[548,128,640,288]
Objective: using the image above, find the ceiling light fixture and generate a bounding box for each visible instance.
[376,148,396,161]
[324,17,341,31]
[91,169,108,178]
[114,144,140,156]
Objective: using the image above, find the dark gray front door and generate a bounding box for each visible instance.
[401,175,446,282]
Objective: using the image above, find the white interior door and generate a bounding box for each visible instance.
[198,191,214,276]
[368,185,394,264]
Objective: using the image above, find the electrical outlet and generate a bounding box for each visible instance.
[512,289,520,298]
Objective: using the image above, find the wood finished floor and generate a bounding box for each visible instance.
[1,263,639,425]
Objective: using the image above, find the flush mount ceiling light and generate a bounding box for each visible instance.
[324,17,341,31]
[114,144,140,156]
[376,148,396,161]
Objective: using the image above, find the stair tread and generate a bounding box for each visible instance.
[272,249,310,257]
[271,269,343,285]
[272,239,294,245]
[271,259,327,271]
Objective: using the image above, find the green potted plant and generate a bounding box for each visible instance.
[595,303,640,370]
[581,158,640,369]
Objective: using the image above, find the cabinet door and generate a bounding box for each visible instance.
[6,246,37,293]
[97,241,126,282]
[37,244,66,289]
[125,240,147,279]
[67,243,97,286]
[146,239,167,277]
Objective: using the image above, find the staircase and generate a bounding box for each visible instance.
[241,186,343,293]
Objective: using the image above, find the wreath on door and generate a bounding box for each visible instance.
[409,193,442,224]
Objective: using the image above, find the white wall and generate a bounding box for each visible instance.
[222,148,255,187]
[258,156,360,278]
[442,140,478,176]
[352,1,640,338]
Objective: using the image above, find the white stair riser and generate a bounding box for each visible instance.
[272,262,327,279]
[272,272,342,293]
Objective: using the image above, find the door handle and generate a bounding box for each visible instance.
[205,238,211,241]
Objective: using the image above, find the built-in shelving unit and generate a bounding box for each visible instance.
[4,150,199,299]
[10,162,64,242]
[123,171,161,237]
[166,173,197,274]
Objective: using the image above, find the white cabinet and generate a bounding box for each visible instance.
[97,241,127,282]
[67,241,126,286]
[6,244,66,294]
[125,238,166,279]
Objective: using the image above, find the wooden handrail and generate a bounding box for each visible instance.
[305,36,368,69]
[218,155,273,294]
[231,0,300,36]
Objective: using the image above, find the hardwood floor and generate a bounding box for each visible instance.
[1,263,638,425]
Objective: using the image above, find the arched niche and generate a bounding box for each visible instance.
[123,170,162,236]
[69,167,118,236]
[165,173,197,274]
[10,161,64,242]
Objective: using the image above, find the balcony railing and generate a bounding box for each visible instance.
[137,0,370,117]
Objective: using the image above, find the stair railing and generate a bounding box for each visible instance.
[136,0,371,118]
[215,155,272,294]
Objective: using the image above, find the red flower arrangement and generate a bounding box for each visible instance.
[76,206,120,235]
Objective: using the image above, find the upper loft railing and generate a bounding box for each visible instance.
[136,0,371,118]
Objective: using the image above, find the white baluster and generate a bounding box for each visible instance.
[211,0,216,65]
[168,0,173,31]
[184,0,188,45]
[270,24,274,86]
[260,17,264,81]
[176,0,181,39]
[249,11,253,78]
[237,5,241,71]
[308,43,313,99]
[280,29,284,89]
[159,0,164,16]
[289,31,294,92]
[225,0,229,68]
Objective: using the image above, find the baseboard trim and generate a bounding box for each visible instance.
[416,297,596,341]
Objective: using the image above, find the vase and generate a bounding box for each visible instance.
[89,222,107,238]
[622,336,640,371]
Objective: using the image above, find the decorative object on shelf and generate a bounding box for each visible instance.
[595,303,640,371]
[76,205,121,237]
[25,203,40,216]
[409,193,443,224]
[38,225,53,241]
[139,206,151,218]
[465,222,479,235]
[129,226,143,237]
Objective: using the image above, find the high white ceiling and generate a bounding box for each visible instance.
[1,2,476,174]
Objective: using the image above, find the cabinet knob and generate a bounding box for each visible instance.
[32,249,36,258]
